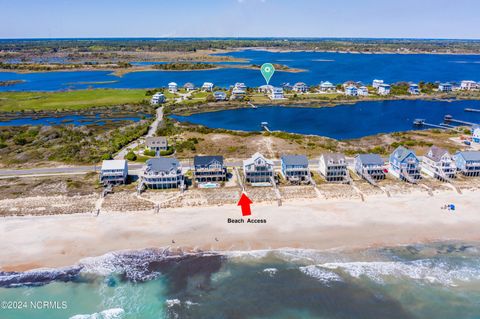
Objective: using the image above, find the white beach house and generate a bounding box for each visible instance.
[377,84,391,95]
[292,82,308,93]
[258,84,274,93]
[202,82,214,92]
[140,157,184,189]
[421,146,456,180]
[460,80,477,91]
[372,79,384,89]
[184,82,195,91]
[100,160,128,185]
[438,83,453,92]
[319,81,335,92]
[345,86,358,96]
[168,82,178,93]
[318,153,349,183]
[354,154,385,182]
[270,87,284,100]
[472,125,480,144]
[280,154,310,183]
[408,84,420,95]
[214,91,227,101]
[150,92,166,105]
[243,152,274,184]
[358,86,369,96]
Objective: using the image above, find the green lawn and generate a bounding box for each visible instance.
[0,89,148,111]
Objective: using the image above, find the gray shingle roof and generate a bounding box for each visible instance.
[146,157,180,173]
[425,146,450,162]
[356,154,384,165]
[392,146,415,162]
[322,153,346,163]
[281,154,309,166]
[457,151,480,161]
[194,155,224,167]
[146,137,167,148]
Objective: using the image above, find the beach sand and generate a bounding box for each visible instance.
[1,189,479,272]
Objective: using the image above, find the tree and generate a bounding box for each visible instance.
[125,151,137,161]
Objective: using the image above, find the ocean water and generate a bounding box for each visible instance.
[2,50,480,91]
[2,243,480,319]
[171,99,480,140]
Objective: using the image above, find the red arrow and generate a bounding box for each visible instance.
[237,192,253,216]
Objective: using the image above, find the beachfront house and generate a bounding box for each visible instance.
[258,84,274,93]
[455,151,480,177]
[243,152,274,184]
[214,91,227,101]
[150,92,166,105]
[377,84,391,95]
[389,146,421,182]
[168,82,178,93]
[319,81,336,92]
[421,146,456,180]
[231,83,247,100]
[270,87,284,100]
[234,82,247,91]
[354,154,385,182]
[202,82,214,92]
[140,157,184,189]
[293,82,308,93]
[438,83,453,93]
[345,86,358,96]
[193,155,226,183]
[145,136,168,156]
[372,79,384,89]
[318,153,349,183]
[100,160,128,185]
[281,154,310,183]
[184,82,196,91]
[461,80,478,91]
[409,84,420,95]
[472,125,480,143]
[358,86,369,96]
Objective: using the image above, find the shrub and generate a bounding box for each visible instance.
[160,147,175,156]
[101,153,113,160]
[125,151,137,161]
[143,149,156,157]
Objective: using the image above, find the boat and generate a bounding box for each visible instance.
[413,119,425,125]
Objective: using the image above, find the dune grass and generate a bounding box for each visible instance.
[0,89,148,111]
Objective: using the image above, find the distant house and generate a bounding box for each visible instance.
[472,125,480,143]
[282,83,293,91]
[100,160,128,185]
[319,81,335,92]
[202,82,214,92]
[270,87,284,100]
[150,92,166,105]
[184,82,195,91]
[372,79,384,89]
[258,84,274,93]
[354,154,385,182]
[194,155,226,182]
[318,153,348,183]
[455,151,480,177]
[214,91,227,101]
[421,146,456,180]
[140,157,184,189]
[460,80,477,91]
[292,82,308,93]
[243,152,274,184]
[389,146,421,182]
[230,84,246,100]
[281,154,310,183]
[358,86,369,96]
[408,84,420,95]
[145,136,168,156]
[168,82,178,93]
[234,82,247,90]
[438,83,453,92]
[377,84,391,95]
[345,86,358,96]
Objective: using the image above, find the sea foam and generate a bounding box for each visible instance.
[69,308,125,319]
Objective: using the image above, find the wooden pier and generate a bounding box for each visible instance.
[413,119,448,130]
[465,108,480,113]
[444,115,477,127]
[260,122,271,132]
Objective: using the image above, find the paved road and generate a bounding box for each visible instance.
[114,106,164,160]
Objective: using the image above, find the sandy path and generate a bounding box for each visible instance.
[1,190,479,271]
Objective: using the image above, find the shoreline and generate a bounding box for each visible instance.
[1,188,480,272]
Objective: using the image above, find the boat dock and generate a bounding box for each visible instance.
[444,115,477,127]
[248,102,257,109]
[413,119,449,130]
[261,122,271,132]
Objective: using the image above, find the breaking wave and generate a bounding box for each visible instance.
[69,308,125,319]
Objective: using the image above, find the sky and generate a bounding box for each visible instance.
[0,0,479,39]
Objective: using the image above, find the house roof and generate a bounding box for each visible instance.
[392,146,416,162]
[184,82,195,88]
[146,136,167,147]
[214,91,226,96]
[356,154,384,166]
[243,152,273,166]
[425,146,450,162]
[321,153,346,164]
[456,151,480,161]
[281,154,308,166]
[202,82,214,86]
[101,160,127,170]
[194,155,224,167]
[168,82,177,86]
[293,82,307,87]
[146,157,180,172]
[320,81,334,87]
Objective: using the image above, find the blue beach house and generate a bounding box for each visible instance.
[281,154,310,183]
[455,151,480,177]
[389,146,421,182]
[345,86,358,96]
[409,84,420,95]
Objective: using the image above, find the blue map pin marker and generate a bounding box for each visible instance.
[261,63,275,85]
